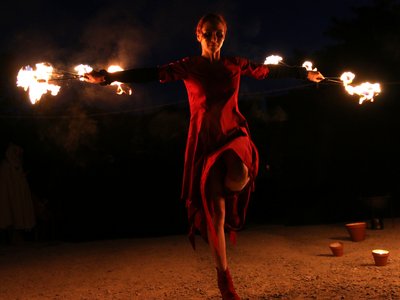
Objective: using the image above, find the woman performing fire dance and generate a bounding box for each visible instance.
[84,13,324,300]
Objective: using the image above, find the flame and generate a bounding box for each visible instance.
[340,72,381,104]
[264,55,283,65]
[302,61,317,71]
[340,72,355,85]
[372,249,389,255]
[107,65,132,95]
[261,55,381,104]
[16,63,61,104]
[75,64,93,80]
[16,62,133,105]
[74,64,132,95]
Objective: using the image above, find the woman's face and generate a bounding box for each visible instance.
[197,21,226,54]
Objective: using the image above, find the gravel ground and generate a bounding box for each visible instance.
[1,219,400,299]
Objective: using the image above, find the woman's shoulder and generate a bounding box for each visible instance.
[169,56,250,64]
[164,56,253,68]
[223,56,249,61]
[222,56,251,66]
[176,56,247,63]
[162,56,203,66]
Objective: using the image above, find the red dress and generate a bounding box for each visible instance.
[158,56,271,249]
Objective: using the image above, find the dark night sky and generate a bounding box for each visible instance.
[3,0,378,60]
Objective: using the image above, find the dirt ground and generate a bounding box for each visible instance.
[1,219,400,300]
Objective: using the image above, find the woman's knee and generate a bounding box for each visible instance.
[223,152,249,192]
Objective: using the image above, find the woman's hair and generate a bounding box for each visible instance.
[196,13,227,35]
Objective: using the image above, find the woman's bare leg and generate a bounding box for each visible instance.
[207,151,250,269]
[207,160,227,271]
[207,153,243,299]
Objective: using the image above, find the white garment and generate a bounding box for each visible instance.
[0,143,35,229]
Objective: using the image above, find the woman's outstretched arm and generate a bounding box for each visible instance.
[84,67,159,85]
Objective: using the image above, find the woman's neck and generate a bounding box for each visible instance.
[201,50,221,62]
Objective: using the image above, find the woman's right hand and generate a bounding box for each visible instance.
[307,70,325,83]
[83,70,107,84]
